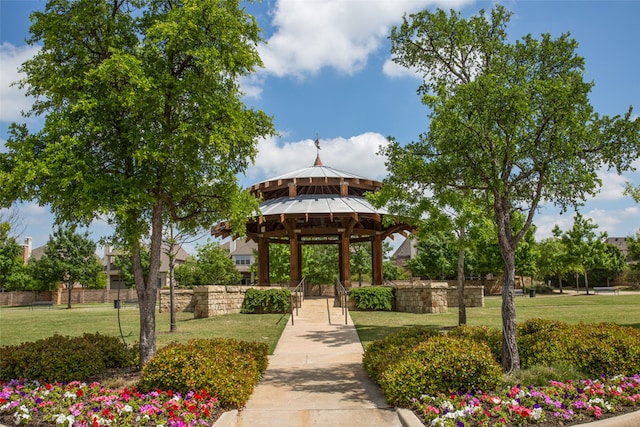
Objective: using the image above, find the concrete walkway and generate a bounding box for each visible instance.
[225,297,418,427]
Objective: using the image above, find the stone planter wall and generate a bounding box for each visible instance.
[447,285,484,308]
[159,289,196,313]
[391,281,448,314]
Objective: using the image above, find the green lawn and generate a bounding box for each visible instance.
[0,304,289,353]
[1,293,639,353]
[350,293,640,347]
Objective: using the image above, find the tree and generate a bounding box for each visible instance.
[2,0,274,365]
[556,213,608,294]
[350,243,372,286]
[174,241,240,287]
[303,244,339,285]
[162,225,202,333]
[0,222,32,291]
[384,5,639,372]
[537,237,568,292]
[625,230,640,286]
[29,227,105,308]
[590,243,626,286]
[407,229,456,279]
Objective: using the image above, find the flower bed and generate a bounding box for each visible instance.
[412,374,640,426]
[0,380,223,426]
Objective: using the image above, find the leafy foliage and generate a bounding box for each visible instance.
[349,286,394,311]
[0,333,134,383]
[362,327,440,383]
[383,4,640,372]
[1,0,275,365]
[240,288,291,314]
[28,226,105,296]
[113,246,151,288]
[0,222,32,291]
[138,338,268,408]
[379,336,502,406]
[174,241,239,287]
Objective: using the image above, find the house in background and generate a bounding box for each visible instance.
[102,244,191,289]
[221,239,256,285]
[606,237,630,262]
[390,235,417,269]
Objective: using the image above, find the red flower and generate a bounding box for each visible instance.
[76,389,84,398]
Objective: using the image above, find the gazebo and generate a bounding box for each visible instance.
[213,141,414,287]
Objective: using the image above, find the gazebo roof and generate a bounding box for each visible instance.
[258,194,389,217]
[213,149,413,241]
[268,164,370,182]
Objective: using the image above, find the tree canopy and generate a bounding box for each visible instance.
[174,241,240,287]
[1,0,275,364]
[28,227,105,307]
[382,5,639,372]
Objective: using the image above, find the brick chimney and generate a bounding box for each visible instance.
[22,237,32,264]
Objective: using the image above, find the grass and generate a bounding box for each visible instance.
[1,292,639,354]
[350,292,640,347]
[0,304,289,353]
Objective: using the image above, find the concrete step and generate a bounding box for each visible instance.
[234,408,403,427]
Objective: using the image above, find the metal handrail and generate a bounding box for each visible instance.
[335,279,349,325]
[290,277,305,325]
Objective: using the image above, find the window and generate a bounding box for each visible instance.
[235,255,252,265]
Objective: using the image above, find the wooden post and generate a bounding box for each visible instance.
[372,234,383,286]
[257,236,269,285]
[339,233,352,287]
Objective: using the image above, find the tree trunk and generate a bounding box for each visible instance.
[134,200,164,367]
[584,267,590,295]
[457,229,466,325]
[67,283,72,309]
[494,196,520,373]
[500,249,520,373]
[557,273,563,294]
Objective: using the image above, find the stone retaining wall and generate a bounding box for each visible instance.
[390,281,449,314]
[158,289,196,313]
[447,285,484,308]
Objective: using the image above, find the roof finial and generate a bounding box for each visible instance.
[313,135,323,166]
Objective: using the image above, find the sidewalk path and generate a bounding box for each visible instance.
[232,297,408,427]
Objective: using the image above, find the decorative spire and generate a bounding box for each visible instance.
[313,135,323,166]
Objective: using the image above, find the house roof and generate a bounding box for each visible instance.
[221,239,256,256]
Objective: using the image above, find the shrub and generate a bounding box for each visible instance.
[526,323,640,376]
[349,286,393,311]
[447,324,502,363]
[0,333,134,383]
[379,336,501,406]
[138,338,269,408]
[363,327,440,383]
[241,288,291,313]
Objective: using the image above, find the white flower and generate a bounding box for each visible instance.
[532,407,543,420]
[123,404,133,413]
[55,413,67,424]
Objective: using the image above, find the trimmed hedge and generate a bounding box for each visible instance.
[0,333,134,383]
[363,319,640,407]
[349,286,394,311]
[379,336,502,406]
[362,327,440,383]
[241,288,291,313]
[138,338,269,408]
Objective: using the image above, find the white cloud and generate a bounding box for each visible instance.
[258,0,473,78]
[0,43,39,122]
[246,132,389,184]
[382,58,422,79]
[589,169,632,201]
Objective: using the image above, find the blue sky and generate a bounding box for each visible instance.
[1,0,639,255]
